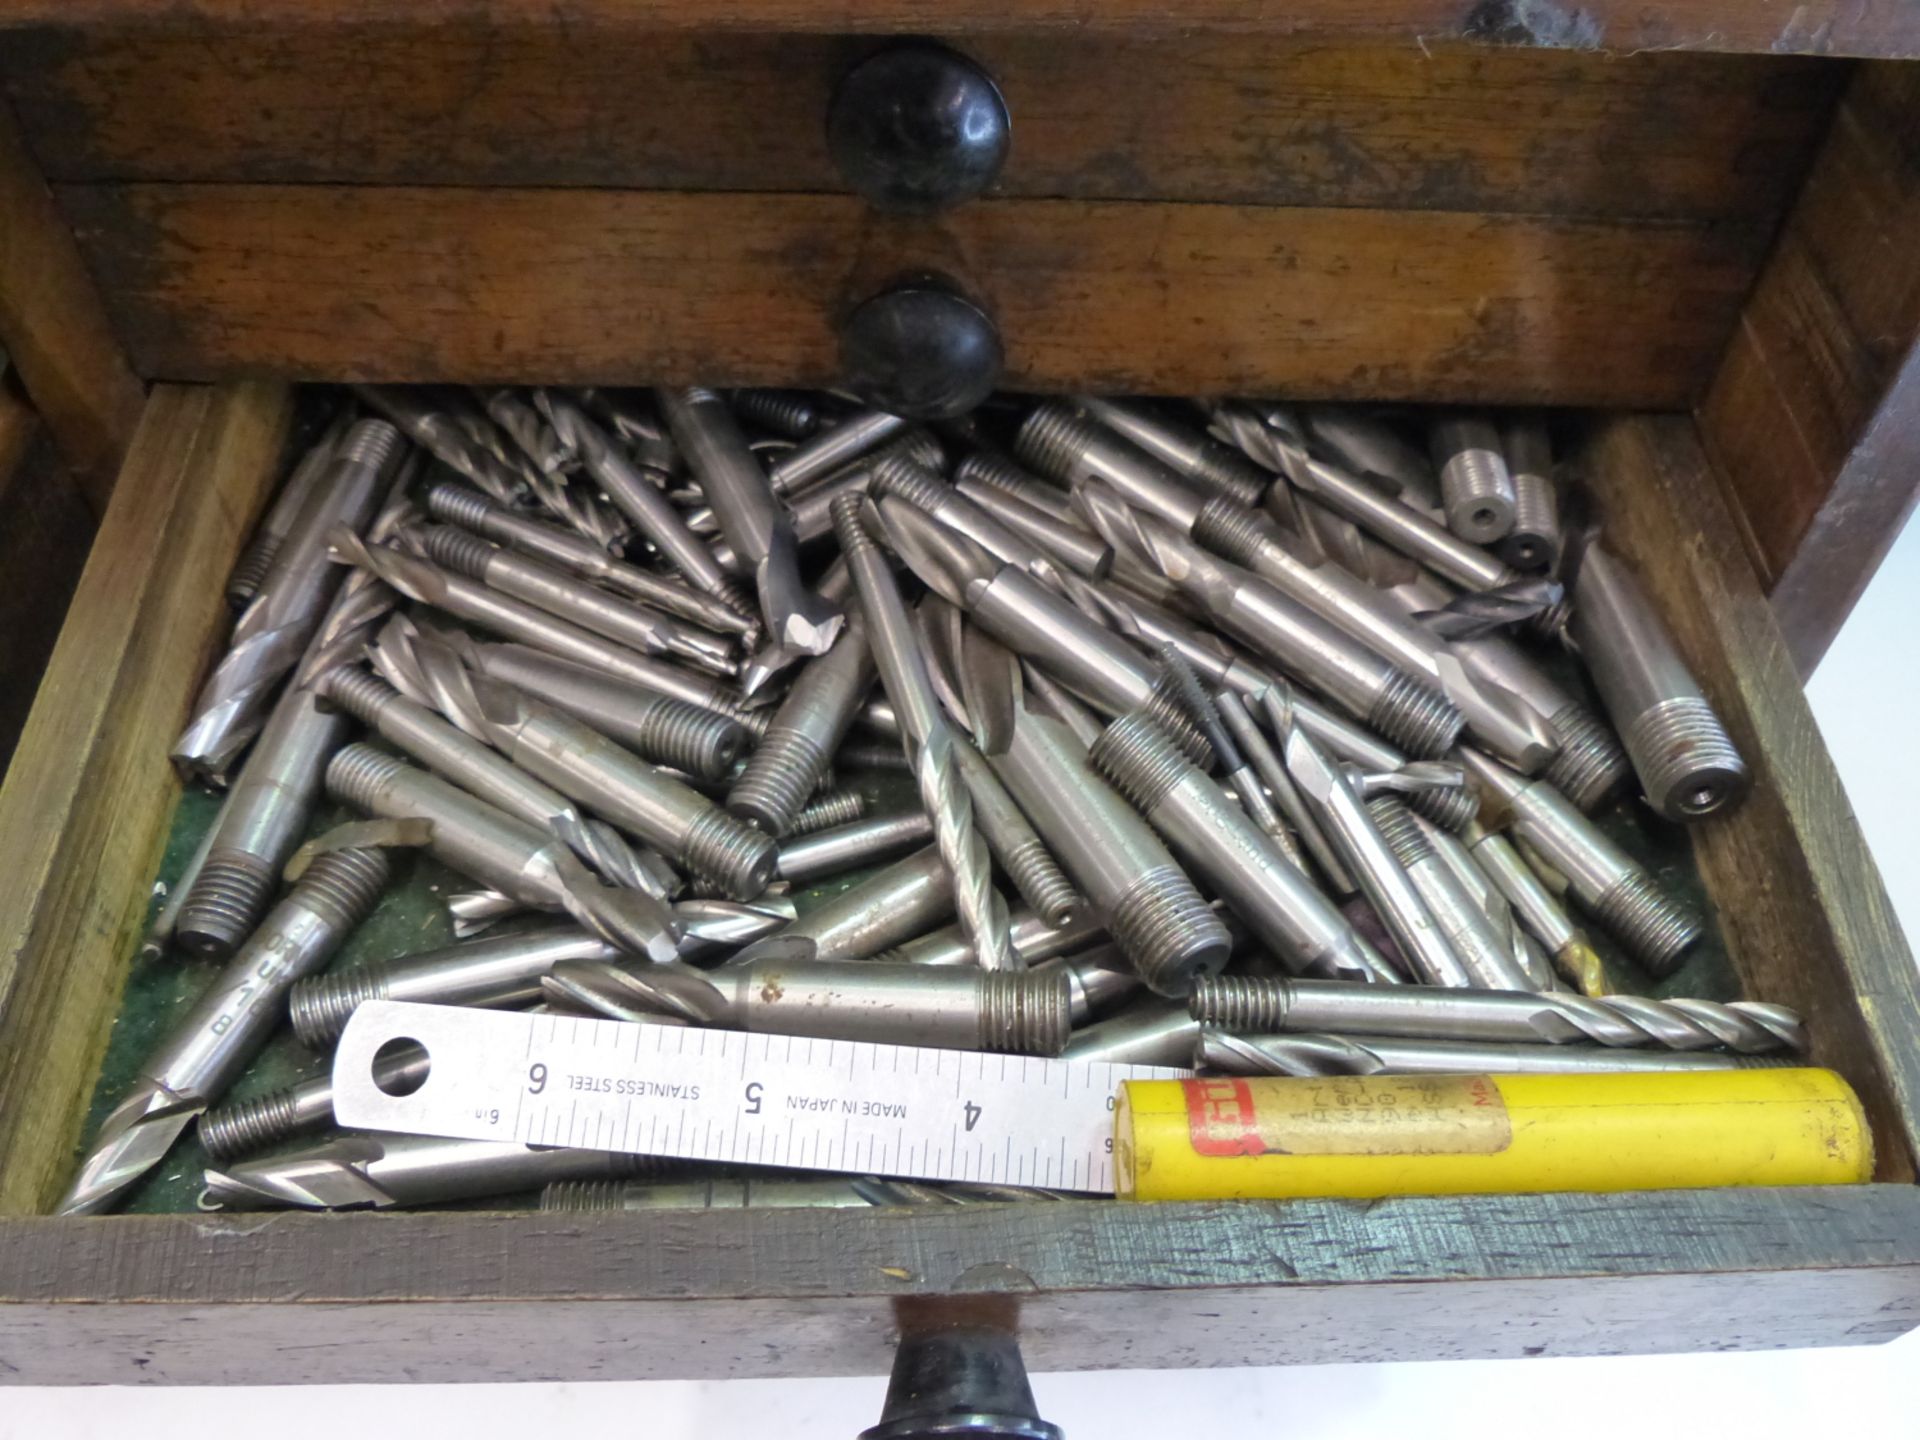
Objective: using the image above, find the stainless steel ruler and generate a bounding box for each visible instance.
[333,1000,1187,1194]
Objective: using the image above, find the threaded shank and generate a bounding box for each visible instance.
[727,729,829,835]
[177,854,277,957]
[731,389,820,438]
[1012,402,1095,483]
[791,789,866,835]
[1409,781,1480,833]
[830,491,878,558]
[1088,711,1192,813]
[1190,443,1270,508]
[226,535,282,607]
[1591,869,1702,977]
[291,847,392,931]
[1136,681,1214,767]
[326,743,408,809]
[1433,420,1515,542]
[416,523,499,579]
[1366,796,1434,866]
[867,453,948,510]
[1189,499,1273,568]
[199,1088,307,1162]
[955,452,1064,512]
[680,805,779,898]
[290,967,391,1048]
[1107,868,1232,998]
[1623,697,1749,821]
[541,1180,628,1211]
[1544,701,1631,812]
[1529,591,1573,641]
[635,697,746,779]
[978,970,1072,1056]
[1367,670,1465,759]
[1503,470,1560,569]
[839,741,910,772]
[424,479,499,531]
[338,418,406,471]
[1187,975,1289,1030]
[999,838,1079,928]
[322,666,397,725]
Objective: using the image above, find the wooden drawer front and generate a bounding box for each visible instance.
[0,24,1842,405]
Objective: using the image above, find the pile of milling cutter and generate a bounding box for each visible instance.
[62,387,1794,1217]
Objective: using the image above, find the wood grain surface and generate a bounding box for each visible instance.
[0,100,144,514]
[55,185,1768,405]
[0,2,1913,59]
[0,28,1839,224]
[0,1187,1916,1381]
[1700,64,1920,677]
[1580,415,1920,1179]
[0,382,291,1217]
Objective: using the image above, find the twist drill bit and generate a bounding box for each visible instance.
[790,788,867,835]
[1076,396,1270,508]
[1430,416,1517,542]
[874,493,1210,761]
[953,473,1115,579]
[58,847,390,1214]
[1365,795,1534,989]
[422,479,754,637]
[1089,711,1397,984]
[775,809,936,884]
[835,493,1012,970]
[1189,976,1804,1053]
[544,956,1071,1055]
[1062,1000,1199,1066]
[1500,417,1561,571]
[227,419,344,609]
[327,743,682,959]
[1568,541,1749,822]
[353,385,529,507]
[205,1136,668,1211]
[1465,826,1611,996]
[657,385,845,653]
[199,1043,431,1162]
[289,924,622,1047]
[533,390,754,619]
[480,388,631,551]
[990,704,1230,998]
[1459,748,1701,975]
[875,901,1105,969]
[173,419,404,781]
[731,387,824,438]
[727,612,876,836]
[1196,1031,1773,1077]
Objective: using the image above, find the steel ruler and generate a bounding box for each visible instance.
[333,1000,1188,1194]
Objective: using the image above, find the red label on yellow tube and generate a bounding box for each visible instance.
[1116,1068,1872,1201]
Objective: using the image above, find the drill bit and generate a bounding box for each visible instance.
[58,847,391,1215]
[1465,825,1613,996]
[479,387,631,551]
[1196,1031,1774,1077]
[1365,795,1534,990]
[835,492,1013,970]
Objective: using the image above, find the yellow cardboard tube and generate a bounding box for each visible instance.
[1114,1068,1872,1201]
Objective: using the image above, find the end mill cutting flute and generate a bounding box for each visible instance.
[835,493,1012,970]
[1500,417,1561,570]
[1568,541,1749,822]
[1459,747,1702,975]
[656,385,845,654]
[990,703,1230,998]
[204,1136,669,1211]
[479,388,630,551]
[353,385,528,508]
[326,743,684,958]
[1197,1031,1772,1077]
[728,612,876,835]
[1465,825,1611,997]
[1430,416,1517,543]
[422,479,754,637]
[57,847,391,1215]
[173,418,404,781]
[1189,975,1803,1053]
[544,956,1072,1055]
[1365,795,1533,990]
[1075,396,1270,508]
[1088,711,1397,985]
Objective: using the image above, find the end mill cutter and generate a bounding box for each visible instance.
[656,386,845,654]
[1365,795,1534,990]
[1569,542,1749,822]
[479,387,631,551]
[728,611,876,835]
[953,473,1115,580]
[58,847,391,1215]
[1430,416,1517,543]
[226,421,343,609]
[1197,1030,1774,1077]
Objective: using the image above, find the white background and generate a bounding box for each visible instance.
[9,511,1919,1437]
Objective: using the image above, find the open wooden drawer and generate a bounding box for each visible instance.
[2,5,1920,1386]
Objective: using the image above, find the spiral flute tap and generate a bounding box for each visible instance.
[1196,1031,1771,1077]
[1465,826,1611,996]
[326,743,682,958]
[1090,711,1396,984]
[546,955,1071,1056]
[728,613,876,835]
[1569,542,1749,822]
[1499,418,1561,570]
[411,521,737,676]
[657,386,844,653]
[1076,396,1270,507]
[58,847,391,1215]
[1366,795,1534,989]
[1459,747,1701,975]
[422,479,753,637]
[204,1136,666,1211]
[353,385,529,507]
[227,420,345,609]
[199,1043,432,1161]
[1430,416,1517,543]
[480,388,630,551]
[173,419,404,781]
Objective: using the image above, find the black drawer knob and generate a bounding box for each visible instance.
[860,1324,1062,1440]
[839,280,1003,421]
[828,42,1011,213]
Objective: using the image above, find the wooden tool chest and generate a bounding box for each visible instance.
[2,5,1919,1384]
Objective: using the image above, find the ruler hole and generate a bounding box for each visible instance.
[373,1037,431,1097]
